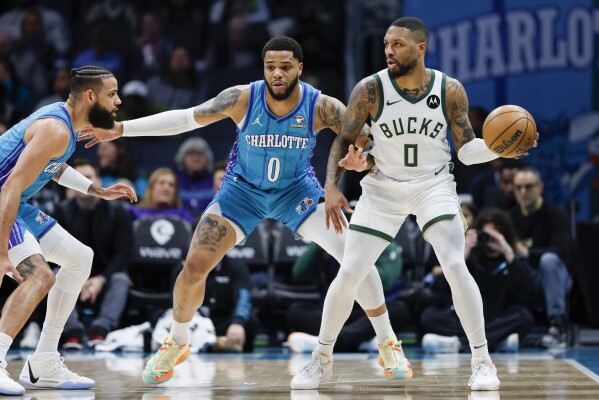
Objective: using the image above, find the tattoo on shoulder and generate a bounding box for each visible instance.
[318,96,342,132]
[195,87,241,117]
[446,77,475,147]
[194,216,227,252]
[348,79,377,127]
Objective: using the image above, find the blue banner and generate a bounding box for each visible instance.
[404,0,599,220]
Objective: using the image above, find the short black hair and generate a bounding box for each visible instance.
[70,66,114,95]
[262,36,303,63]
[390,17,430,45]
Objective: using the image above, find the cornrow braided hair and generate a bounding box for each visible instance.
[70,66,114,94]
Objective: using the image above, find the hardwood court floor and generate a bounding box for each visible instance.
[3,351,599,399]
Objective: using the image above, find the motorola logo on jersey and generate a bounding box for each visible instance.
[426,95,440,109]
[43,162,63,174]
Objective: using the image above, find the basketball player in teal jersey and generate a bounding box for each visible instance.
[317,17,535,391]
[0,66,137,395]
[79,37,412,386]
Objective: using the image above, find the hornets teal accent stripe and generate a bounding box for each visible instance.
[421,214,455,234]
[349,224,393,242]
[372,73,384,123]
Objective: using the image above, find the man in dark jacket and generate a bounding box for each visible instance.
[53,159,133,348]
[420,208,535,353]
[510,167,571,349]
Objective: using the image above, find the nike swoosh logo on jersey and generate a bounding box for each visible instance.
[386,99,402,106]
[28,361,39,384]
[434,165,446,175]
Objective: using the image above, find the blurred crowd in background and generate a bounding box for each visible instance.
[0,0,597,355]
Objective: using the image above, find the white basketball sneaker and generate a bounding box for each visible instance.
[0,359,25,395]
[468,358,500,391]
[290,350,333,390]
[19,353,95,389]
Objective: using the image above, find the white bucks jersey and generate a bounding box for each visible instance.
[369,68,451,180]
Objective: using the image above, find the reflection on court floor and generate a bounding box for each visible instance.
[4,350,599,399]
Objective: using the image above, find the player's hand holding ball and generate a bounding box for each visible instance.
[483,105,538,158]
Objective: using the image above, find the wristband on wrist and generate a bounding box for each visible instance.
[57,166,93,194]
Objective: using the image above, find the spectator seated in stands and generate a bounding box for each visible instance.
[510,167,572,349]
[146,46,205,110]
[97,138,147,195]
[175,137,215,219]
[34,67,71,110]
[129,167,194,224]
[52,159,133,350]
[420,208,535,354]
[132,11,174,80]
[286,241,411,353]
[116,80,163,120]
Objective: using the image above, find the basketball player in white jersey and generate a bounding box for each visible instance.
[295,17,535,391]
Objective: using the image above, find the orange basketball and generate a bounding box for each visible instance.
[482,105,537,158]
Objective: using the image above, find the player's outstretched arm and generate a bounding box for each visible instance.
[53,164,137,203]
[79,85,249,148]
[324,77,377,233]
[0,120,70,285]
[446,77,498,165]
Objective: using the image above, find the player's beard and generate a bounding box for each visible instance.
[267,74,299,101]
[88,102,116,129]
[388,56,418,79]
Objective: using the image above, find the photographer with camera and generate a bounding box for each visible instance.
[420,208,535,353]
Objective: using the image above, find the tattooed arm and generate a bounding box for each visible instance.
[315,94,371,150]
[445,76,499,165]
[325,77,378,189]
[323,77,378,233]
[445,77,476,153]
[79,85,250,147]
[192,85,249,126]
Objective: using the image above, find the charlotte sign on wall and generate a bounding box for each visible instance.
[404,0,599,220]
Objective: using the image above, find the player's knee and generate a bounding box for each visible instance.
[78,244,94,278]
[23,260,56,292]
[182,257,212,283]
[439,259,468,281]
[335,268,363,290]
